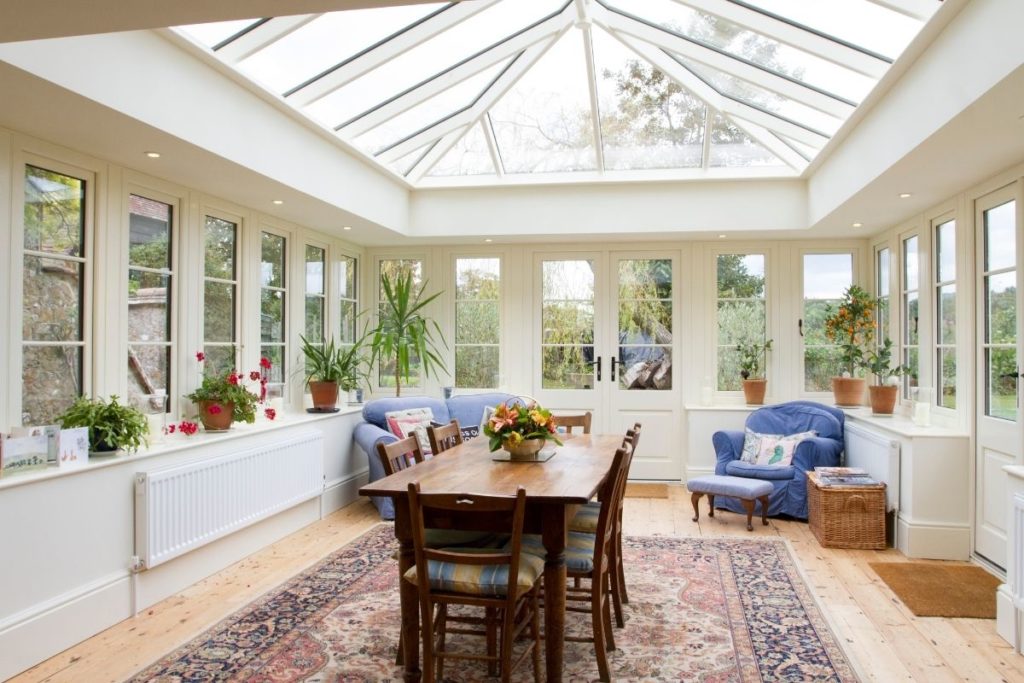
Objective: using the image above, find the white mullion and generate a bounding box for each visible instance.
[381,37,560,164]
[610,31,829,148]
[482,115,505,176]
[406,128,468,184]
[701,110,712,170]
[287,0,504,107]
[342,9,568,137]
[670,0,888,78]
[215,15,319,63]
[598,6,853,119]
[725,116,809,172]
[862,0,940,22]
[580,22,606,172]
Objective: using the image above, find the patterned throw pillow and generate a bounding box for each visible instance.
[741,428,781,464]
[753,430,817,467]
[460,425,480,440]
[384,407,435,455]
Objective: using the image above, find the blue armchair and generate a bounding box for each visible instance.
[711,401,844,520]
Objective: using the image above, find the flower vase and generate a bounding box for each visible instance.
[199,400,234,431]
[503,438,544,460]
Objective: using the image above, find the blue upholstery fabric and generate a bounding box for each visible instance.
[518,533,596,574]
[353,393,519,519]
[569,501,601,533]
[403,549,544,598]
[686,474,773,498]
[712,401,844,519]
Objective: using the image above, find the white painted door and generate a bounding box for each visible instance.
[532,251,681,480]
[975,186,1023,568]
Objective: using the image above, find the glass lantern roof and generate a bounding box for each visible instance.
[175,0,941,187]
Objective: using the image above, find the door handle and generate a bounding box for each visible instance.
[798,319,804,337]
[589,356,601,382]
[610,356,619,382]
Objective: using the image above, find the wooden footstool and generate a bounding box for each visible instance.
[686,475,773,531]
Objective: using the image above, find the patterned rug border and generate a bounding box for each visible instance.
[130,524,862,682]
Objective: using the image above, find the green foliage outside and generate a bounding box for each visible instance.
[455,260,500,389]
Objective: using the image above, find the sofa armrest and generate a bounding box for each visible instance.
[792,436,843,472]
[712,430,745,474]
[354,423,397,483]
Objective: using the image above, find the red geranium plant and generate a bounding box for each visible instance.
[184,352,270,425]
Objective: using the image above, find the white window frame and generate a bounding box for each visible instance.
[258,225,290,395]
[899,229,923,400]
[451,252,503,392]
[798,247,859,397]
[201,207,244,375]
[932,211,958,412]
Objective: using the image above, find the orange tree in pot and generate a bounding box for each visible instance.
[737,338,772,405]
[864,338,910,414]
[823,285,876,406]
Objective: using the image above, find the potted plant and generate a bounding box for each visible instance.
[184,352,265,431]
[737,338,773,405]
[57,395,149,453]
[300,327,371,410]
[483,400,563,459]
[823,285,876,406]
[371,271,447,397]
[864,338,909,414]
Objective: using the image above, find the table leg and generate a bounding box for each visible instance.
[395,502,421,682]
[542,504,569,683]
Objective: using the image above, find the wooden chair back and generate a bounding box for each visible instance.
[427,419,463,454]
[376,435,425,477]
[557,411,592,435]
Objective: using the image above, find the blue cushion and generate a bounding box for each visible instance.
[725,460,796,481]
[518,533,596,574]
[569,501,601,533]
[403,548,544,598]
[746,402,844,442]
[686,475,773,499]
[446,393,518,433]
[362,397,450,430]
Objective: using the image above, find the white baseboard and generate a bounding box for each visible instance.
[0,571,131,681]
[997,584,1018,648]
[896,517,971,560]
[322,470,369,516]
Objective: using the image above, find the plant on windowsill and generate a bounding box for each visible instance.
[184,352,267,431]
[57,395,149,454]
[823,285,876,406]
[300,324,371,410]
[737,338,773,405]
[864,338,910,415]
[483,399,563,459]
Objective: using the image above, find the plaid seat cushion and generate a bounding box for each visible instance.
[568,501,601,533]
[518,532,596,574]
[403,549,544,598]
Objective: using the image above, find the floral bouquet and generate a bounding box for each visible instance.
[183,352,276,428]
[483,400,563,454]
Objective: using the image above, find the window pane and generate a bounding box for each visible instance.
[717,300,765,345]
[129,195,171,270]
[128,273,171,342]
[305,296,325,342]
[261,289,285,342]
[619,346,672,390]
[905,291,919,346]
[987,272,1017,345]
[986,202,1016,272]
[877,248,890,295]
[340,255,357,299]
[717,254,765,298]
[542,346,594,390]
[455,345,499,389]
[202,345,236,375]
[938,284,956,346]
[379,259,422,295]
[803,253,851,391]
[204,216,236,280]
[428,123,497,177]
[543,260,594,299]
[23,165,85,256]
[22,345,82,425]
[456,258,500,299]
[261,232,286,287]
[708,113,783,168]
[803,253,852,300]
[718,346,742,392]
[903,235,918,290]
[805,347,843,392]
[988,347,1017,421]
[620,258,672,299]
[938,348,957,410]
[260,345,285,384]
[340,300,357,344]
[543,302,594,344]
[903,346,919,397]
[23,256,82,342]
[204,282,235,343]
[936,220,956,282]
[128,344,170,405]
[457,301,499,344]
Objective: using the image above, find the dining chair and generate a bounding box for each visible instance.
[376,435,425,476]
[406,483,544,683]
[557,411,592,434]
[427,418,463,454]
[520,444,630,682]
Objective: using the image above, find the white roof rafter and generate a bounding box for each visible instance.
[863,0,942,22]
[214,15,319,63]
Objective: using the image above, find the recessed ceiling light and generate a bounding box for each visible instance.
[852,222,863,228]
[484,238,493,243]
[144,151,161,158]
[342,225,351,231]
[272,199,284,205]
[718,234,726,239]
[899,193,911,199]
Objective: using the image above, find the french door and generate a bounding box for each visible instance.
[975,185,1023,568]
[532,251,682,480]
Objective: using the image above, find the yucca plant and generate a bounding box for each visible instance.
[371,271,447,396]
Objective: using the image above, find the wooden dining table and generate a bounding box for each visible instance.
[359,433,621,683]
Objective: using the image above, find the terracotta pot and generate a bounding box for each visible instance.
[742,378,767,405]
[503,438,544,460]
[831,377,866,407]
[309,380,339,409]
[199,400,234,431]
[868,384,899,415]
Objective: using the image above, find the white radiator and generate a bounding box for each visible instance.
[134,430,323,570]
[844,422,900,512]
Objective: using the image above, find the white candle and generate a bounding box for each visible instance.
[147,413,166,444]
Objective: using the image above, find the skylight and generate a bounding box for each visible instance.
[175,0,941,187]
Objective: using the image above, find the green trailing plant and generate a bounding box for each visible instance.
[737,338,773,380]
[371,271,447,396]
[864,338,910,385]
[57,395,149,452]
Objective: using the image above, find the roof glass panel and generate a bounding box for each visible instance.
[777,133,821,161]
[303,0,562,128]
[179,18,263,49]
[676,55,842,136]
[352,60,511,155]
[708,113,783,167]
[603,0,873,103]
[738,0,929,59]
[236,4,448,93]
[490,29,597,174]
[391,142,438,177]
[592,27,704,171]
[427,123,497,177]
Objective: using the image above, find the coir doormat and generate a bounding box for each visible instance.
[869,562,1000,618]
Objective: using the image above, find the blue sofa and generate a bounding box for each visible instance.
[354,392,519,519]
[711,401,844,520]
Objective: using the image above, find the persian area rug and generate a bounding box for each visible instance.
[624,482,670,498]
[130,525,858,682]
[869,562,1000,618]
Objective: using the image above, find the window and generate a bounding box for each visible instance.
[901,235,920,398]
[876,247,891,344]
[339,254,358,344]
[455,257,500,389]
[983,200,1017,421]
[21,165,87,424]
[934,219,956,408]
[127,194,174,412]
[260,231,287,386]
[378,258,423,388]
[541,259,595,390]
[304,244,326,344]
[716,254,766,391]
[203,215,239,372]
[802,253,852,391]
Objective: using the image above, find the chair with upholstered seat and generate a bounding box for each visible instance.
[427,419,463,454]
[407,483,543,683]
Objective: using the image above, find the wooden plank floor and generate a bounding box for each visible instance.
[13,485,1024,682]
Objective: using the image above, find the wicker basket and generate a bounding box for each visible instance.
[807,472,886,550]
